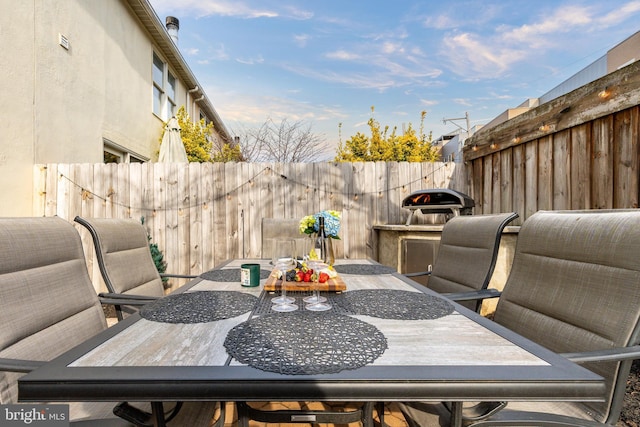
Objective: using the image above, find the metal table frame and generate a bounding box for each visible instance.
[19,259,604,426]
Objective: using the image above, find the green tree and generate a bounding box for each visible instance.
[167,106,243,162]
[335,108,439,162]
[211,143,244,162]
[169,106,213,162]
[140,217,168,287]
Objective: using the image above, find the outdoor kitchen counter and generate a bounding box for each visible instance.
[373,223,520,316]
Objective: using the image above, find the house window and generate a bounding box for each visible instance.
[152,52,164,117]
[152,52,176,119]
[167,72,176,117]
[104,140,148,163]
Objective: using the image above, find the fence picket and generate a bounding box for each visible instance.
[36,162,465,291]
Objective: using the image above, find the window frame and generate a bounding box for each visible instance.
[103,139,148,164]
[152,51,177,120]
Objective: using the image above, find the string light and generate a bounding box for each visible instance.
[57,163,457,212]
[598,88,611,100]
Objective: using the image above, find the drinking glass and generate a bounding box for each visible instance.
[271,238,298,312]
[304,260,331,311]
[303,259,327,304]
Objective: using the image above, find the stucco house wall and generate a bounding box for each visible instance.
[0,0,230,216]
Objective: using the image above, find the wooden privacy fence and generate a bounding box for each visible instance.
[464,60,640,221]
[35,161,467,291]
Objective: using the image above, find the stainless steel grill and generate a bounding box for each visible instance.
[402,189,474,225]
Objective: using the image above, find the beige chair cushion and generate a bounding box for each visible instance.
[261,218,309,260]
[427,212,517,310]
[76,217,164,297]
[493,209,640,423]
[0,218,220,426]
[400,210,640,426]
[0,218,106,405]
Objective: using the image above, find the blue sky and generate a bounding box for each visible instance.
[149,0,640,154]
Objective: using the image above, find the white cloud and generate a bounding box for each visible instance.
[209,90,347,141]
[422,14,458,30]
[597,0,640,27]
[441,33,525,79]
[293,34,310,48]
[235,54,264,65]
[431,2,640,80]
[282,5,314,20]
[213,43,230,61]
[325,50,361,61]
[501,5,592,45]
[487,92,513,100]
[381,41,404,55]
[453,98,471,107]
[151,0,316,20]
[420,99,439,106]
[150,0,278,19]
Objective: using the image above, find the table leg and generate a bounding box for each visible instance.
[151,402,167,427]
[449,402,462,427]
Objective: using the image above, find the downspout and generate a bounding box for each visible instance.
[193,95,205,119]
[187,86,199,117]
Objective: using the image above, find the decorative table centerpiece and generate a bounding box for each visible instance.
[299,210,341,265]
[264,211,344,292]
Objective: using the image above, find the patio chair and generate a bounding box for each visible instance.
[74,216,196,320]
[404,212,518,312]
[399,209,640,427]
[261,217,309,260]
[0,217,223,426]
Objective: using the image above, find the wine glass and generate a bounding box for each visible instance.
[303,259,326,304]
[271,238,298,312]
[304,259,331,311]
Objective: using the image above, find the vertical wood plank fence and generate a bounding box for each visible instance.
[35,161,467,291]
[464,60,640,222]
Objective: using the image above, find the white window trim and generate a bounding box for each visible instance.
[104,139,149,163]
[152,51,177,120]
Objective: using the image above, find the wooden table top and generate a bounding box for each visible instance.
[19,259,603,404]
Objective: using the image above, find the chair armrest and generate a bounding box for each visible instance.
[99,293,159,307]
[442,288,502,302]
[404,270,432,278]
[160,273,197,279]
[99,292,159,301]
[0,357,45,373]
[561,345,640,363]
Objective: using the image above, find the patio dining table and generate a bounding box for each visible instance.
[18,259,604,427]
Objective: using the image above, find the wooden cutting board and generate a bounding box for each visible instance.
[264,272,346,292]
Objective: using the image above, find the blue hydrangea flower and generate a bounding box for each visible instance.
[313,210,341,239]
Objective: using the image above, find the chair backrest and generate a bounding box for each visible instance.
[261,218,309,260]
[75,216,165,299]
[0,217,107,404]
[493,209,640,424]
[427,212,518,311]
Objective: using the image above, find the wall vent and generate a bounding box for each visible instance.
[59,34,70,50]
